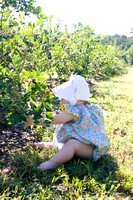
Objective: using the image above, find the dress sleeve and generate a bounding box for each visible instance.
[61,104,81,119]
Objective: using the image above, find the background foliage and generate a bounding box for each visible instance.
[0,0,131,126]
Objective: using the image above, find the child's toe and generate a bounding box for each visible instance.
[37,161,57,170]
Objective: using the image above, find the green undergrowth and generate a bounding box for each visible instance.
[0,68,133,199]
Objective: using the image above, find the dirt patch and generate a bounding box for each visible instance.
[0,126,37,176]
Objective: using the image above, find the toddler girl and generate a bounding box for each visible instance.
[25,75,111,170]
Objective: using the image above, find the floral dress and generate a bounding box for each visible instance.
[53,104,111,161]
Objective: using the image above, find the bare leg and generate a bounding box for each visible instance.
[38,139,95,170]
[31,142,53,150]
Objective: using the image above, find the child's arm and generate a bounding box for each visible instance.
[24,111,79,128]
[51,111,79,124]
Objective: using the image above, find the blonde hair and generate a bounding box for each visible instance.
[76,100,88,105]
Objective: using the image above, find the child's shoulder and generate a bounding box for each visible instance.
[86,104,103,111]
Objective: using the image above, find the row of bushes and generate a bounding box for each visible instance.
[0,8,129,126]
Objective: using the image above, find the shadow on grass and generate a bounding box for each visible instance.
[63,154,119,188]
[1,149,132,198]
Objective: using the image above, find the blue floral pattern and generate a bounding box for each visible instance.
[56,104,111,161]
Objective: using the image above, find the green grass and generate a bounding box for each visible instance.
[0,68,133,199]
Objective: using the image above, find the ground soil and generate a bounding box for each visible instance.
[0,126,36,176]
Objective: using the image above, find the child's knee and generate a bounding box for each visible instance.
[66,139,77,146]
[66,139,94,159]
[66,139,80,151]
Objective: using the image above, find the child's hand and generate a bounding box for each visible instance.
[23,115,34,129]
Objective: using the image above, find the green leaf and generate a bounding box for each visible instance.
[2,68,6,75]
[43,119,52,124]
[31,95,37,102]
[45,104,53,112]
[35,102,43,113]
[7,112,21,125]
[33,113,42,120]
[22,71,30,78]
[34,119,41,125]
[6,85,12,93]
[42,84,47,90]
[30,102,36,110]
[45,112,54,120]
[33,103,43,119]
[23,93,30,102]
[36,77,46,81]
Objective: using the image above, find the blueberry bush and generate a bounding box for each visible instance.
[0,0,127,126]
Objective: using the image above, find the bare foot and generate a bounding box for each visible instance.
[31,142,53,150]
[37,160,57,171]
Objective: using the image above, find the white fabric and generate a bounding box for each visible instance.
[52,124,64,149]
[52,75,90,105]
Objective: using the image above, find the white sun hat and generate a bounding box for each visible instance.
[52,75,90,105]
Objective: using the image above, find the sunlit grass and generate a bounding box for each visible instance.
[0,68,133,199]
